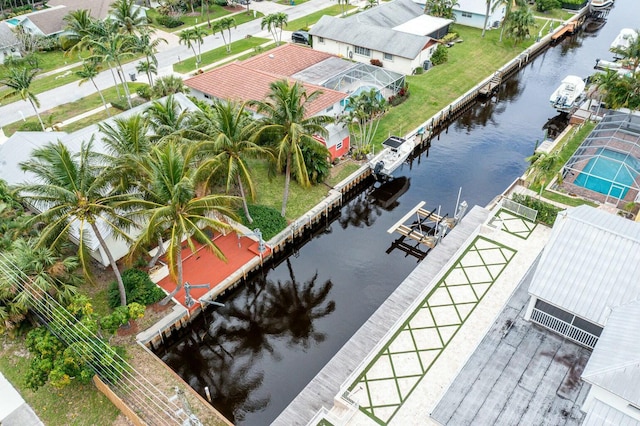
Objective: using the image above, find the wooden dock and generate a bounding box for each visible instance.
[272,206,490,426]
[551,21,577,41]
[479,72,502,97]
[387,202,456,248]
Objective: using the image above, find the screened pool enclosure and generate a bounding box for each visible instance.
[558,112,640,208]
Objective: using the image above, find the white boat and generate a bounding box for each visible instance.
[549,75,586,112]
[610,28,637,54]
[589,0,614,12]
[370,136,415,178]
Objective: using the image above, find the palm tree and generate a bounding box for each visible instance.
[144,95,191,142]
[504,4,535,46]
[122,142,240,304]
[261,13,288,46]
[109,0,147,35]
[132,29,166,86]
[251,80,333,217]
[481,0,500,38]
[191,101,272,223]
[15,140,134,306]
[498,0,524,42]
[136,60,158,85]
[340,88,387,157]
[337,0,349,17]
[0,67,45,131]
[213,17,236,53]
[152,75,187,98]
[76,61,111,117]
[61,9,95,51]
[179,26,208,66]
[424,0,458,19]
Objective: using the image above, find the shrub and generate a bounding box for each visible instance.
[107,268,165,309]
[296,139,331,184]
[136,85,152,100]
[510,194,562,226]
[155,14,184,28]
[430,44,448,65]
[237,205,287,240]
[214,0,228,5]
[536,0,561,12]
[18,121,43,131]
[110,97,146,111]
[370,58,383,67]
[388,83,410,106]
[414,66,424,75]
[441,32,458,43]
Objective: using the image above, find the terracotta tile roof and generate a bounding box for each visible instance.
[241,43,334,76]
[185,62,346,117]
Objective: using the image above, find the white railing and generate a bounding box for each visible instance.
[502,198,538,222]
[530,308,599,349]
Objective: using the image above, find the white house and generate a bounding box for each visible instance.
[0,22,20,64]
[0,94,199,267]
[309,0,452,75]
[453,0,506,30]
[580,302,640,425]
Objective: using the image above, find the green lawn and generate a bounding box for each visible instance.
[62,107,120,133]
[146,6,233,32]
[284,5,356,31]
[173,36,269,73]
[374,24,537,147]
[3,83,146,136]
[275,0,310,5]
[0,335,120,426]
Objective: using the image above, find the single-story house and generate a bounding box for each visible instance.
[580,302,640,425]
[0,94,199,267]
[453,0,505,30]
[184,45,352,160]
[309,0,452,75]
[524,204,640,349]
[0,22,20,64]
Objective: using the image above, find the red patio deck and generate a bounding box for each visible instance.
[156,233,270,312]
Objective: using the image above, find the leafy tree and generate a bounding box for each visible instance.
[0,67,45,131]
[213,17,236,53]
[107,268,165,309]
[251,80,333,217]
[430,44,449,65]
[15,140,134,306]
[121,142,240,303]
[340,88,387,158]
[76,61,111,117]
[535,0,560,12]
[261,12,288,46]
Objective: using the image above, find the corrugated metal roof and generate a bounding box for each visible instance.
[582,302,640,407]
[454,0,493,16]
[393,14,452,36]
[583,398,640,426]
[350,0,425,28]
[309,15,430,59]
[528,205,640,325]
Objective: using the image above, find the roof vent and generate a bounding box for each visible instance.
[269,54,275,59]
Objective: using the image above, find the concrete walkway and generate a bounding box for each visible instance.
[0,372,44,426]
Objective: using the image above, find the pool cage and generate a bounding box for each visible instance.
[558,112,640,208]
[322,63,405,101]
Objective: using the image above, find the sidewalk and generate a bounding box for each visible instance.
[0,372,44,426]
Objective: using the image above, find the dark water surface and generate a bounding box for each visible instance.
[156,2,637,423]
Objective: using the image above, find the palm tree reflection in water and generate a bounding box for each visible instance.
[163,259,335,423]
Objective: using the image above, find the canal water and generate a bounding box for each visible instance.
[156,2,637,423]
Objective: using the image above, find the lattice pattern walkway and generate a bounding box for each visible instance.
[493,210,537,240]
[348,236,517,425]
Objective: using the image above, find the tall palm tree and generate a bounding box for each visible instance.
[191,101,272,223]
[15,140,134,306]
[481,0,499,38]
[75,61,111,117]
[261,12,288,46]
[337,0,349,17]
[109,0,147,35]
[132,29,166,86]
[144,95,191,142]
[135,60,157,85]
[213,17,236,53]
[0,67,45,131]
[498,0,523,42]
[122,142,240,303]
[179,26,207,66]
[61,9,95,51]
[504,4,535,46]
[251,80,333,217]
[424,0,458,19]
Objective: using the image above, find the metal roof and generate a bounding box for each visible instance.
[528,205,640,325]
[454,0,494,15]
[310,16,430,59]
[582,398,640,426]
[582,302,640,410]
[392,14,453,36]
[291,57,357,86]
[349,0,425,28]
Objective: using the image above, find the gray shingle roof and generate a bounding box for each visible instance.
[582,302,640,408]
[0,22,19,49]
[349,0,425,28]
[47,0,114,20]
[528,205,640,325]
[310,15,430,59]
[23,6,69,36]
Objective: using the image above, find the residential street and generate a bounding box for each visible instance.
[0,0,353,128]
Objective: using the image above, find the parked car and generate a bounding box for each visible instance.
[291,30,310,45]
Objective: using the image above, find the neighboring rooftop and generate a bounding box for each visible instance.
[22,6,69,36]
[0,21,19,48]
[47,0,114,20]
[241,43,334,77]
[528,205,640,325]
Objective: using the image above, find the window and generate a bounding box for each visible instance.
[318,36,324,43]
[383,52,393,61]
[326,105,334,112]
[461,12,472,18]
[354,45,371,57]
[336,142,343,150]
[204,94,211,99]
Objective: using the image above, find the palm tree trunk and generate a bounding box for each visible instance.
[90,77,111,118]
[148,235,165,268]
[107,64,122,99]
[90,222,127,306]
[28,98,45,131]
[115,64,133,109]
[237,176,253,223]
[161,248,183,304]
[281,154,291,217]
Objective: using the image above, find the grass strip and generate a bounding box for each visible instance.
[284,5,355,31]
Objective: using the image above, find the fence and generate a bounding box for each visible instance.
[530,308,599,349]
[502,198,539,222]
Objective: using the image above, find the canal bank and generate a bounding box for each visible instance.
[145,0,637,423]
